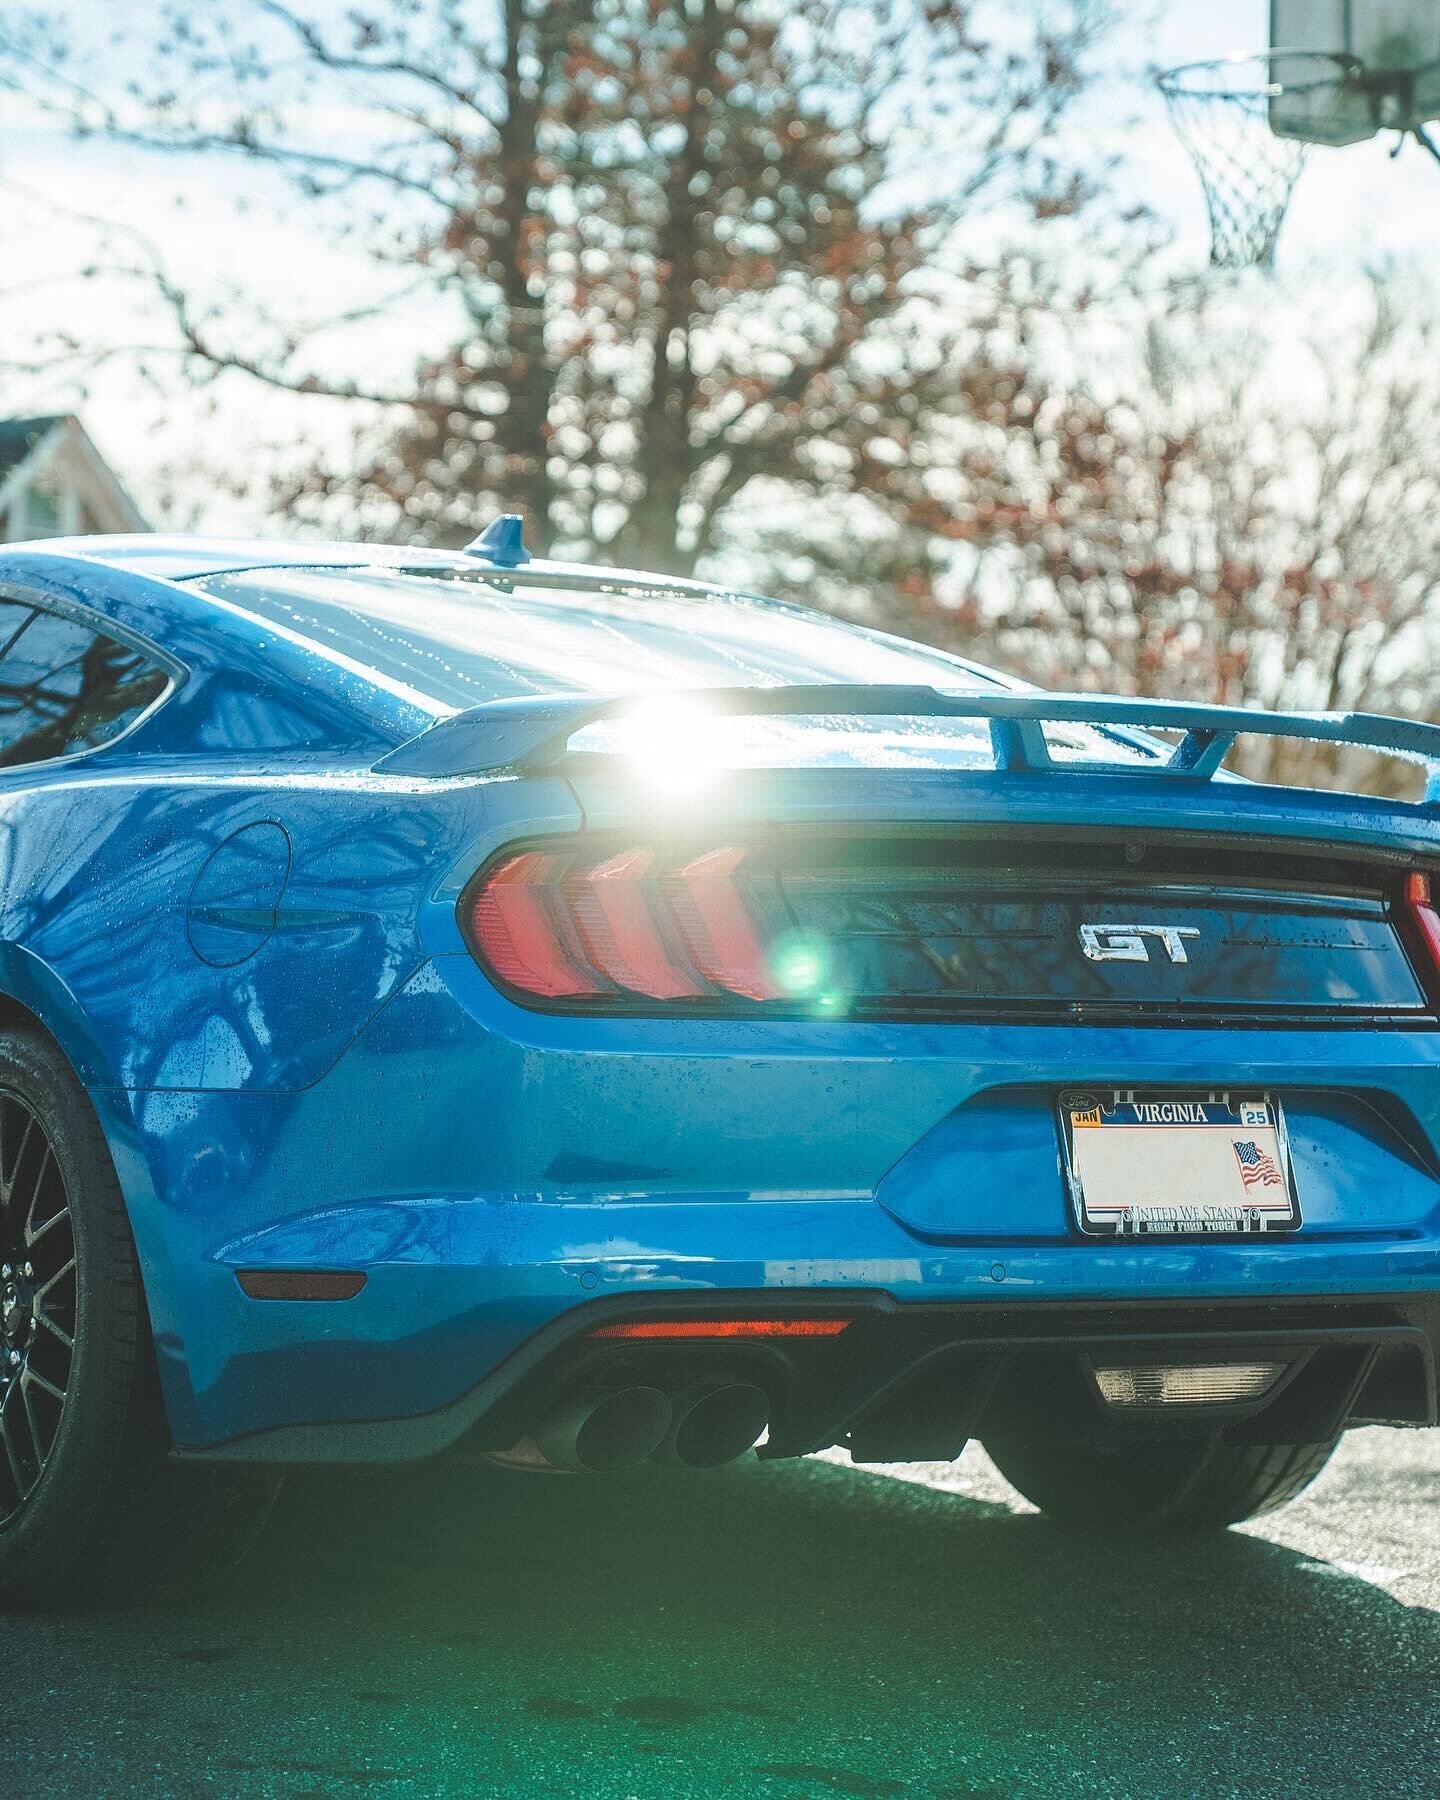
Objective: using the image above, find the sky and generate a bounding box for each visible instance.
[1130,0,1440,263]
[0,0,1437,535]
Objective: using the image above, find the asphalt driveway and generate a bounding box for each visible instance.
[0,1429,1435,1798]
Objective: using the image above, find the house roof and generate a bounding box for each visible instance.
[0,415,66,483]
[0,413,148,533]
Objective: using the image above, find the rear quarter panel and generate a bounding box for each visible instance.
[0,757,585,1440]
[0,764,581,1092]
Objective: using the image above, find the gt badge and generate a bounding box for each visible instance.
[1078,923,1200,965]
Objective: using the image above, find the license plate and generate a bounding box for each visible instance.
[1059,1090,1301,1238]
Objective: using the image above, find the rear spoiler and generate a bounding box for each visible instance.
[372,683,1440,804]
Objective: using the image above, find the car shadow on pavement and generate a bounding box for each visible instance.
[10,1451,1439,1798]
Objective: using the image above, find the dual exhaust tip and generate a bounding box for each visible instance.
[521,1381,769,1473]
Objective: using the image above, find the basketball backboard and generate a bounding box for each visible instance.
[1270,2,1440,143]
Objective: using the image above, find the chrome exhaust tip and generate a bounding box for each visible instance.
[651,1381,770,1468]
[532,1385,672,1472]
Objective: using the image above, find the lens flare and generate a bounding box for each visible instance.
[610,699,731,798]
[769,931,831,996]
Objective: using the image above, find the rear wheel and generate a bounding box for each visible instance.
[982,1431,1341,1533]
[0,1026,280,1609]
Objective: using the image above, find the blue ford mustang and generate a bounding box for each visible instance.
[0,519,1437,1604]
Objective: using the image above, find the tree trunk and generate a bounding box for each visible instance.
[610,0,721,574]
[492,0,557,543]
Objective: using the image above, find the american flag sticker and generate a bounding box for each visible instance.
[1232,1139,1283,1188]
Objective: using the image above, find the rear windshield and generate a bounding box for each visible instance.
[192,567,1005,707]
[191,566,1155,770]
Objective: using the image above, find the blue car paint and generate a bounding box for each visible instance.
[0,536,1436,1455]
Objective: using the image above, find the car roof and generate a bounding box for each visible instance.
[15,534,479,582]
[12,533,747,600]
[2,534,1021,717]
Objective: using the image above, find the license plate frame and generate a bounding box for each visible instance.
[1058,1088,1302,1239]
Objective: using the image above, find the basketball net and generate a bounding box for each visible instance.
[1157,54,1350,269]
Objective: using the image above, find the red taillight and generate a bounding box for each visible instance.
[1403,872,1440,989]
[586,1318,853,1340]
[667,847,781,1001]
[465,841,780,1007]
[468,851,599,998]
[567,849,703,999]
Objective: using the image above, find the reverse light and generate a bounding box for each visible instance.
[587,1318,853,1340]
[1093,1361,1286,1407]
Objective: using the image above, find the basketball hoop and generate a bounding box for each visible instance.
[1156,52,1358,269]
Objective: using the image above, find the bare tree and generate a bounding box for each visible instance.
[0,0,1123,567]
[771,272,1440,791]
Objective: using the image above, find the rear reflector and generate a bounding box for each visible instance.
[1093,1361,1285,1407]
[587,1318,853,1340]
[236,1270,367,1301]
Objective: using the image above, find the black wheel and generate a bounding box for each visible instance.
[982,1431,1341,1534]
[0,1026,280,1609]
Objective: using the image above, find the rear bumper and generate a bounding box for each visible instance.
[116,957,1440,1457]
[158,1178,1440,1458]
[183,1288,1440,1465]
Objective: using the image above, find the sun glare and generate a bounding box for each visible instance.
[613,698,733,799]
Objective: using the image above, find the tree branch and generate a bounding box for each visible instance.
[254,0,502,124]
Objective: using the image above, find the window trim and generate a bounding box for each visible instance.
[0,583,185,776]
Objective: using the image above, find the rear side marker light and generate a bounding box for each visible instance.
[236,1270,367,1301]
[587,1318,853,1341]
[1093,1361,1286,1407]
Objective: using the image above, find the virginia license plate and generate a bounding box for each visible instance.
[1059,1090,1301,1238]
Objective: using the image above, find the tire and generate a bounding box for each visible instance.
[982,1431,1341,1534]
[0,1025,281,1609]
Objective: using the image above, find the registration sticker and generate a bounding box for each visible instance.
[1059,1090,1301,1238]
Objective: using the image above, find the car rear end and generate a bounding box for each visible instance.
[176,563,1440,1503]
[412,733,1438,1472]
